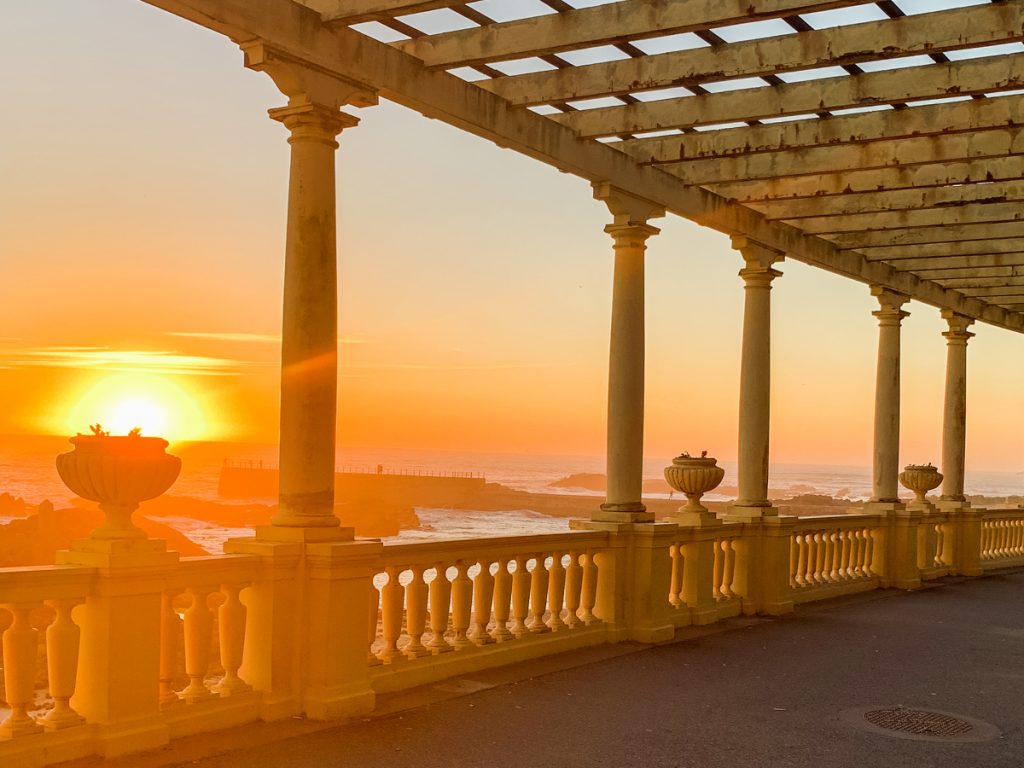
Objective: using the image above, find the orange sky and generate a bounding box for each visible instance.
[2,2,1023,471]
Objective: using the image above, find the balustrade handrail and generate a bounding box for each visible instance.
[379,530,609,566]
[981,508,1024,521]
[789,513,882,533]
[0,563,97,603]
[176,554,259,585]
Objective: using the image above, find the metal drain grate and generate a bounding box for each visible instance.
[841,705,1001,743]
[864,707,973,738]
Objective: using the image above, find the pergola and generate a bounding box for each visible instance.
[144,0,1022,528]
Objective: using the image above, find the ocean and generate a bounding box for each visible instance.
[2,436,1022,553]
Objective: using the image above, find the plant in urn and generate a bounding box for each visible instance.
[899,463,943,513]
[56,424,182,540]
[664,451,726,526]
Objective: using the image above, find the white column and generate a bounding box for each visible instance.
[870,286,910,505]
[940,310,974,502]
[730,237,783,516]
[269,98,358,529]
[593,184,664,523]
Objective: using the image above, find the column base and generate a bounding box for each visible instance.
[860,500,907,515]
[719,504,778,523]
[254,525,355,543]
[593,502,654,524]
[665,510,723,528]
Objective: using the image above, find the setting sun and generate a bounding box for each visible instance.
[57,373,208,442]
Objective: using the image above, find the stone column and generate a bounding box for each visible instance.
[940,310,974,503]
[729,236,783,518]
[869,286,910,505]
[592,183,664,524]
[268,98,358,531]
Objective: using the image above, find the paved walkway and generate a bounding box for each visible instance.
[79,571,1024,768]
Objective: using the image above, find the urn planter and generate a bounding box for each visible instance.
[899,463,943,506]
[664,454,726,516]
[56,434,181,539]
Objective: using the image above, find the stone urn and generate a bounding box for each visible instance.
[664,453,726,515]
[56,432,181,539]
[899,463,943,505]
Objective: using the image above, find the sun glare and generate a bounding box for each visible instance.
[59,373,208,443]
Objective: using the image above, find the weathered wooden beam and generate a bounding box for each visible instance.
[138,0,1024,334]
[395,0,871,69]
[884,253,1024,270]
[619,93,1024,164]
[483,4,1023,107]
[749,180,1024,219]
[791,201,1024,235]
[831,221,1024,249]
[708,156,1024,202]
[957,286,1024,298]
[298,0,464,25]
[660,127,1024,185]
[561,55,1024,139]
[932,274,1024,288]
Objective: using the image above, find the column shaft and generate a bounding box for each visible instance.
[870,288,910,504]
[941,311,974,501]
[270,102,356,528]
[733,239,783,510]
[604,224,657,515]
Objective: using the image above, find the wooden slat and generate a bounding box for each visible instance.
[791,202,1024,234]
[831,221,1024,249]
[916,265,1024,279]
[481,3,1023,107]
[932,275,1024,288]
[884,253,1024,270]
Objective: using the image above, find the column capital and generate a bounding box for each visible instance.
[269,97,359,147]
[593,182,665,228]
[941,309,976,343]
[242,40,377,110]
[604,221,661,246]
[870,285,910,325]
[732,236,784,286]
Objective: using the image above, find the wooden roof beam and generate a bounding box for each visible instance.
[861,241,1024,261]
[299,0,466,25]
[791,201,1024,235]
[916,264,1024,278]
[481,3,1023,107]
[831,222,1024,249]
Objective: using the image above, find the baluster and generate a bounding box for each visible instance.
[999,521,1009,557]
[837,531,850,580]
[712,539,724,600]
[41,599,85,728]
[491,558,514,642]
[828,531,840,583]
[1016,521,1024,556]
[795,534,808,587]
[182,585,216,702]
[211,584,250,695]
[864,528,875,575]
[579,551,599,625]
[669,543,685,606]
[564,550,584,628]
[378,567,404,662]
[471,558,496,645]
[0,603,43,737]
[814,532,827,584]
[934,524,945,568]
[426,564,453,653]
[720,539,735,598]
[547,552,567,631]
[405,565,430,657]
[510,556,532,638]
[528,556,550,633]
[450,561,474,649]
[160,589,184,707]
[788,536,799,589]
[367,578,382,665]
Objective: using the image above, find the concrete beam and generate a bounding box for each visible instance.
[139,0,1024,334]
[792,201,1024,235]
[917,264,1024,278]
[562,55,1024,139]
[831,222,1024,249]
[661,127,1024,185]
[862,241,1024,261]
[396,0,871,69]
[484,4,1023,107]
[749,180,1024,219]
[708,156,1024,203]
[933,273,1024,288]
[619,94,1024,164]
[298,0,464,25]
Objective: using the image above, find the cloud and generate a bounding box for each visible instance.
[2,346,254,377]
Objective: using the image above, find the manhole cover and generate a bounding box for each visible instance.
[841,706,1001,743]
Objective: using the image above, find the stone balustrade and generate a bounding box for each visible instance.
[4,507,1024,766]
[788,516,879,604]
[980,511,1024,569]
